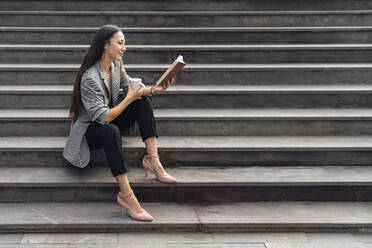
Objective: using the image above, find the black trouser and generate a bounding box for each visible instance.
[85,97,158,177]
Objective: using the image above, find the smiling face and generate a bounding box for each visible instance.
[104,31,126,61]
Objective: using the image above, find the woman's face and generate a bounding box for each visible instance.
[104,31,126,61]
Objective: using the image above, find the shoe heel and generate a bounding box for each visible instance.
[145,169,148,177]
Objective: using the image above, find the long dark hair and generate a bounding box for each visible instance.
[69,24,121,123]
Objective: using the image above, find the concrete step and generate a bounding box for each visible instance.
[2,85,372,109]
[1,26,372,44]
[1,0,372,11]
[2,108,372,136]
[3,44,372,64]
[1,165,372,202]
[3,11,372,27]
[2,232,369,247]
[1,201,372,233]
[2,136,372,167]
[2,63,372,86]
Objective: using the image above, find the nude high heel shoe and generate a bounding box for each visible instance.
[142,155,178,184]
[117,192,154,222]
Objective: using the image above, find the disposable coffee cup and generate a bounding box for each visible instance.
[129,78,142,89]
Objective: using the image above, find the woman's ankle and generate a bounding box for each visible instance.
[145,153,159,159]
[119,192,143,211]
[120,187,134,197]
[149,157,167,174]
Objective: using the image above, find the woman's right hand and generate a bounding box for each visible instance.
[126,85,144,102]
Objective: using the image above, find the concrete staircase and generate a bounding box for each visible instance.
[1,0,372,233]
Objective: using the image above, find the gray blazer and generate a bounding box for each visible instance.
[63,60,135,168]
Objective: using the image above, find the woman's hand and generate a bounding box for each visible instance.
[151,77,175,95]
[127,84,144,102]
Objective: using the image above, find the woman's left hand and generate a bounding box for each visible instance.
[151,77,175,95]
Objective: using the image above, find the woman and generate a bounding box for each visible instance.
[63,24,177,222]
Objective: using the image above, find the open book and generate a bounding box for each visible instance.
[156,55,186,86]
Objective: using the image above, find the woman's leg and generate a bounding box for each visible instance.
[113,97,175,181]
[85,122,143,214]
[113,97,163,172]
[144,136,167,176]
